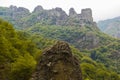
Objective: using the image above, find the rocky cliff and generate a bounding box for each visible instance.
[66,8,95,26]
[31,6,94,26]
[30,41,82,80]
[0,5,96,29]
[33,5,43,13]
[0,5,30,21]
[9,5,30,20]
[69,8,93,22]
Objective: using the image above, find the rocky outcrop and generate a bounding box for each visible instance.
[69,8,77,17]
[69,8,93,23]
[81,8,93,22]
[66,8,94,26]
[0,5,96,29]
[29,7,68,25]
[33,5,43,13]
[30,41,82,80]
[9,5,17,11]
[17,6,94,27]
[9,5,30,20]
[49,7,68,25]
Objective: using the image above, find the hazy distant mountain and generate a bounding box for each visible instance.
[98,17,120,38]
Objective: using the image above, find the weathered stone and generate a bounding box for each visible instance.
[30,41,82,80]
[69,8,77,17]
[0,5,97,29]
[33,5,43,13]
[66,8,94,26]
[81,8,93,22]
[9,5,30,20]
[9,5,17,11]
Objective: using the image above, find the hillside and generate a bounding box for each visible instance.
[98,16,120,38]
[0,19,40,80]
[0,5,120,80]
[1,5,116,50]
[1,19,120,80]
[28,24,118,50]
[27,23,120,74]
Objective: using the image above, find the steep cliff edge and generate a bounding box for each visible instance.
[30,41,82,80]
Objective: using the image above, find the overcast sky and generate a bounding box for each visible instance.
[0,0,120,21]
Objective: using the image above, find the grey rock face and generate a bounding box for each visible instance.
[69,8,77,17]
[30,6,94,26]
[8,5,30,20]
[51,7,68,20]
[0,5,96,29]
[33,5,43,13]
[30,41,82,80]
[66,8,94,26]
[9,5,17,11]
[81,8,93,22]
[51,8,68,25]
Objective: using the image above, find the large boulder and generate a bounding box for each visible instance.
[30,41,82,80]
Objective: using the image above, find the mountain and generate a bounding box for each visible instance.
[0,5,120,80]
[0,5,30,29]
[1,19,119,80]
[97,16,120,38]
[0,5,97,29]
[0,5,106,50]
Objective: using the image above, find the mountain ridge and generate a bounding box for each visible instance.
[97,16,120,38]
[0,5,97,29]
[0,5,120,80]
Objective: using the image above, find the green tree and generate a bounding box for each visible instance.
[11,53,36,80]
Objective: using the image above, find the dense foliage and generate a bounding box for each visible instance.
[26,23,120,79]
[27,23,117,50]
[0,19,120,80]
[0,19,40,80]
[90,42,120,73]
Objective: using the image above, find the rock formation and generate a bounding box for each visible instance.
[9,5,94,26]
[69,8,77,17]
[9,5,30,20]
[33,5,43,13]
[81,8,93,22]
[49,7,68,25]
[0,5,96,29]
[30,41,82,80]
[66,8,94,26]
